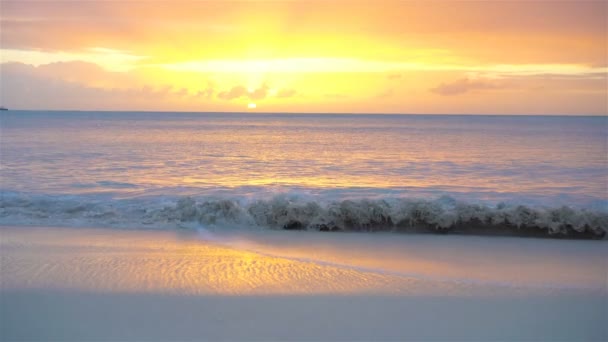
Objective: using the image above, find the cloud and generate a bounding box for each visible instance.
[217,85,248,100]
[276,88,297,98]
[249,84,269,100]
[375,89,394,99]
[430,78,502,96]
[195,82,214,99]
[217,84,297,101]
[494,72,607,80]
[216,84,268,101]
[1,60,135,87]
[0,60,301,111]
[0,61,212,110]
[2,1,605,54]
[387,73,402,80]
[0,63,156,109]
[0,48,145,72]
[175,88,189,97]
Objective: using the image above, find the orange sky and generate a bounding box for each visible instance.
[1,0,606,114]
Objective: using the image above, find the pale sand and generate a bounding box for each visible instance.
[1,226,606,341]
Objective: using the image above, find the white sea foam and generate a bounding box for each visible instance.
[1,192,606,238]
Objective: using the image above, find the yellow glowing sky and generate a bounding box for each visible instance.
[0,0,606,114]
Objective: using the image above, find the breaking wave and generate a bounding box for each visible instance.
[1,192,606,239]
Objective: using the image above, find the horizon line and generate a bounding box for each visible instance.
[1,109,606,117]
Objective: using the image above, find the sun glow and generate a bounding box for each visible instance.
[1,1,606,114]
[247,103,257,109]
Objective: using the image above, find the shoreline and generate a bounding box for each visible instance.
[2,225,606,293]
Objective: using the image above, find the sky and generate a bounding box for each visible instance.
[0,0,606,114]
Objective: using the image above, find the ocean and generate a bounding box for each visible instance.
[1,111,606,237]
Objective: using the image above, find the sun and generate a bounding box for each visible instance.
[247,103,257,109]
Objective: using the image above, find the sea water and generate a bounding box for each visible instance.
[1,111,606,235]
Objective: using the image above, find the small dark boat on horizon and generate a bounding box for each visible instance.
[0,107,8,111]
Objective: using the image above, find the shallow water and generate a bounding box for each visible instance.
[2,226,606,294]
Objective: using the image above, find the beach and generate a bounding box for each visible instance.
[2,225,606,340]
[3,1,608,339]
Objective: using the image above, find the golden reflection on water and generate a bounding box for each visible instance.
[127,121,603,198]
[0,227,422,295]
[2,227,605,297]
[3,114,605,201]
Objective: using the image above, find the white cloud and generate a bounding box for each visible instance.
[430,78,502,96]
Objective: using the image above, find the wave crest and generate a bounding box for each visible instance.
[1,193,606,239]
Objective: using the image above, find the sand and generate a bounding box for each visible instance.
[1,226,606,341]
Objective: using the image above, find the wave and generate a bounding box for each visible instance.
[1,192,606,239]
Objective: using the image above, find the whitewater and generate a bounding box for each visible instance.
[1,111,606,237]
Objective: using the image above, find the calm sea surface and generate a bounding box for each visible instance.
[2,111,606,204]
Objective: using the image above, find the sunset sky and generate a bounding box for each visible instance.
[1,0,606,114]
